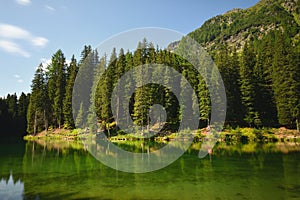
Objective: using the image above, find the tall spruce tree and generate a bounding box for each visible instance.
[132,42,146,131]
[6,93,18,122]
[215,45,242,127]
[63,55,78,129]
[254,45,278,127]
[27,64,48,134]
[272,31,300,130]
[73,45,94,128]
[18,92,30,132]
[87,52,105,132]
[47,50,67,129]
[239,43,261,127]
[114,48,126,131]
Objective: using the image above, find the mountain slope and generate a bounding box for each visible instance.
[186,0,299,51]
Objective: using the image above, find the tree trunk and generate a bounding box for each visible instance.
[158,110,161,130]
[147,114,150,132]
[44,110,48,134]
[116,97,119,132]
[33,111,37,135]
[296,118,299,133]
[58,117,61,129]
[107,123,110,138]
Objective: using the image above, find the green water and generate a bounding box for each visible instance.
[0,139,300,200]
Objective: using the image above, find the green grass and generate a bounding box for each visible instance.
[24,127,299,143]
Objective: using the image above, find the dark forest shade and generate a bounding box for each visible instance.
[0,93,30,137]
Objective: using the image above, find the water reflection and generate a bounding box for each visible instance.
[28,139,300,155]
[0,139,300,199]
[84,138,193,172]
[0,172,24,200]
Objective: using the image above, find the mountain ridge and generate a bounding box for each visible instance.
[173,0,299,52]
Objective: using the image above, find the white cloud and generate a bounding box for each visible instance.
[0,23,49,57]
[13,74,24,83]
[45,5,55,11]
[16,0,31,6]
[31,37,48,47]
[0,24,30,39]
[0,40,30,57]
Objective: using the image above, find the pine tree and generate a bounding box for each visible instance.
[79,45,92,65]
[215,45,240,126]
[114,48,126,131]
[95,49,117,136]
[239,43,261,127]
[27,64,48,134]
[254,46,278,127]
[180,69,194,129]
[132,43,146,132]
[75,102,84,128]
[72,45,95,129]
[272,31,300,129]
[87,53,105,132]
[6,93,18,122]
[63,55,78,129]
[50,50,67,129]
[17,92,30,132]
[124,51,135,125]
[228,49,243,126]
[198,75,210,127]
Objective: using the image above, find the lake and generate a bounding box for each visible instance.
[0,138,299,200]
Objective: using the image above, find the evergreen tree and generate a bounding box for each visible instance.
[114,48,126,131]
[132,43,146,133]
[215,45,242,126]
[95,49,117,136]
[73,45,95,128]
[124,51,135,125]
[180,69,193,129]
[6,93,18,122]
[75,102,84,128]
[63,55,78,129]
[27,64,48,134]
[239,43,261,127]
[272,32,300,130]
[51,50,67,129]
[87,53,105,132]
[254,46,278,127]
[228,49,243,126]
[79,45,92,65]
[17,92,30,132]
[198,75,210,127]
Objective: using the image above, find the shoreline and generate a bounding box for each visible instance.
[23,127,300,143]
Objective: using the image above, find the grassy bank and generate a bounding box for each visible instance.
[23,128,92,141]
[24,127,300,143]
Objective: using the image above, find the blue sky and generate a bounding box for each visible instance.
[0,0,259,97]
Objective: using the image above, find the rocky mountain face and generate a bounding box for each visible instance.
[173,0,299,52]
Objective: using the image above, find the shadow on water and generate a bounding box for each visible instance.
[1,137,300,199]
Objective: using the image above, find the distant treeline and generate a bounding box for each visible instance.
[0,93,30,137]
